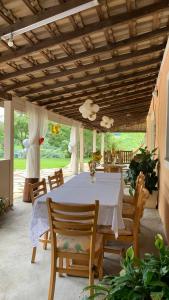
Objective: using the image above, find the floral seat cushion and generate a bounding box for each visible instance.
[57,233,103,254]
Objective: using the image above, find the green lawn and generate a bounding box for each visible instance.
[14,158,71,170]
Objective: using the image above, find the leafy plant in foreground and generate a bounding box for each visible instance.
[82,234,169,300]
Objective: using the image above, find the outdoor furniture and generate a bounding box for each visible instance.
[122,172,145,219]
[104,165,122,173]
[30,172,124,252]
[98,176,148,257]
[29,178,50,263]
[47,199,103,300]
[48,169,64,190]
[118,151,133,164]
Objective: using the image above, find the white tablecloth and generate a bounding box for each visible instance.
[30,172,124,246]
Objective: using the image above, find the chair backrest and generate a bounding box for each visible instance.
[134,172,145,203]
[47,199,99,259]
[104,165,121,173]
[104,151,113,164]
[29,178,47,204]
[48,169,64,190]
[133,176,149,234]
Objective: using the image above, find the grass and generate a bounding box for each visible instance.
[14,158,71,170]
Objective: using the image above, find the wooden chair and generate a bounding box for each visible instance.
[122,172,145,219]
[98,181,149,258]
[46,199,103,300]
[104,150,113,164]
[104,165,122,173]
[29,178,50,263]
[48,169,64,190]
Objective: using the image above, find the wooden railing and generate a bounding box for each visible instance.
[118,151,133,164]
[104,150,133,164]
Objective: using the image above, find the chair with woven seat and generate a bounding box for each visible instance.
[48,169,64,191]
[46,199,103,300]
[29,178,50,263]
[97,181,149,258]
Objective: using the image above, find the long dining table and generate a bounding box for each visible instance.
[30,172,125,247]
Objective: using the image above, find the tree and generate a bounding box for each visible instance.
[14,112,28,148]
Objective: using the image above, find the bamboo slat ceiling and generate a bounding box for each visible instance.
[0,0,169,132]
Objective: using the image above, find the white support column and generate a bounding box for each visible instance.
[101,132,105,162]
[4,100,14,205]
[93,129,97,152]
[69,126,79,175]
[79,127,84,172]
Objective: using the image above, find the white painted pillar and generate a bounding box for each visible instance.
[93,129,97,152]
[4,100,14,205]
[69,126,79,175]
[79,127,84,172]
[101,132,105,162]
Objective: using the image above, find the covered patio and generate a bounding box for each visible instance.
[1,0,169,300]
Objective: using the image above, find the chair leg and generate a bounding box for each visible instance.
[48,258,56,300]
[43,231,48,250]
[133,237,139,258]
[59,258,63,277]
[99,254,103,281]
[31,247,36,263]
[89,268,94,297]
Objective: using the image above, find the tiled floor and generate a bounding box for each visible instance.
[13,165,74,199]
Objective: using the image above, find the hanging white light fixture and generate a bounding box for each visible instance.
[100,116,114,129]
[79,99,100,121]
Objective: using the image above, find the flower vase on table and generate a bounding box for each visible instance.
[89,161,96,183]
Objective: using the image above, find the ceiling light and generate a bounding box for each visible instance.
[1,0,99,41]
[7,33,13,47]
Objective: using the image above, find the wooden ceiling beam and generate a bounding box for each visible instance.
[0,92,12,101]
[3,44,163,91]
[0,42,164,85]
[0,1,168,65]
[54,91,152,115]
[52,89,152,113]
[31,68,158,103]
[17,57,160,97]
[48,85,153,112]
[46,80,155,110]
[57,102,150,119]
[0,0,95,39]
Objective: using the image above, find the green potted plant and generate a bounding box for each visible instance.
[125,147,158,208]
[83,234,169,300]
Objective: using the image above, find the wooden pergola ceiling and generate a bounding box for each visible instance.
[0,0,169,132]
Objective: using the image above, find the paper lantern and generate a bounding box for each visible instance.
[100,116,114,129]
[23,138,30,149]
[79,99,100,121]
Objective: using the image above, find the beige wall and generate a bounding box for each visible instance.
[147,40,169,242]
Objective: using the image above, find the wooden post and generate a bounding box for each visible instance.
[93,129,96,152]
[79,127,84,172]
[101,133,104,162]
[4,100,14,205]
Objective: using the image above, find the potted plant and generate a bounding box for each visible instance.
[83,234,169,300]
[125,147,158,208]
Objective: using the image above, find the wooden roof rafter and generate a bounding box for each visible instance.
[0,0,168,131]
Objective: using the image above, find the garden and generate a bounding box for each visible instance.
[0,110,145,170]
